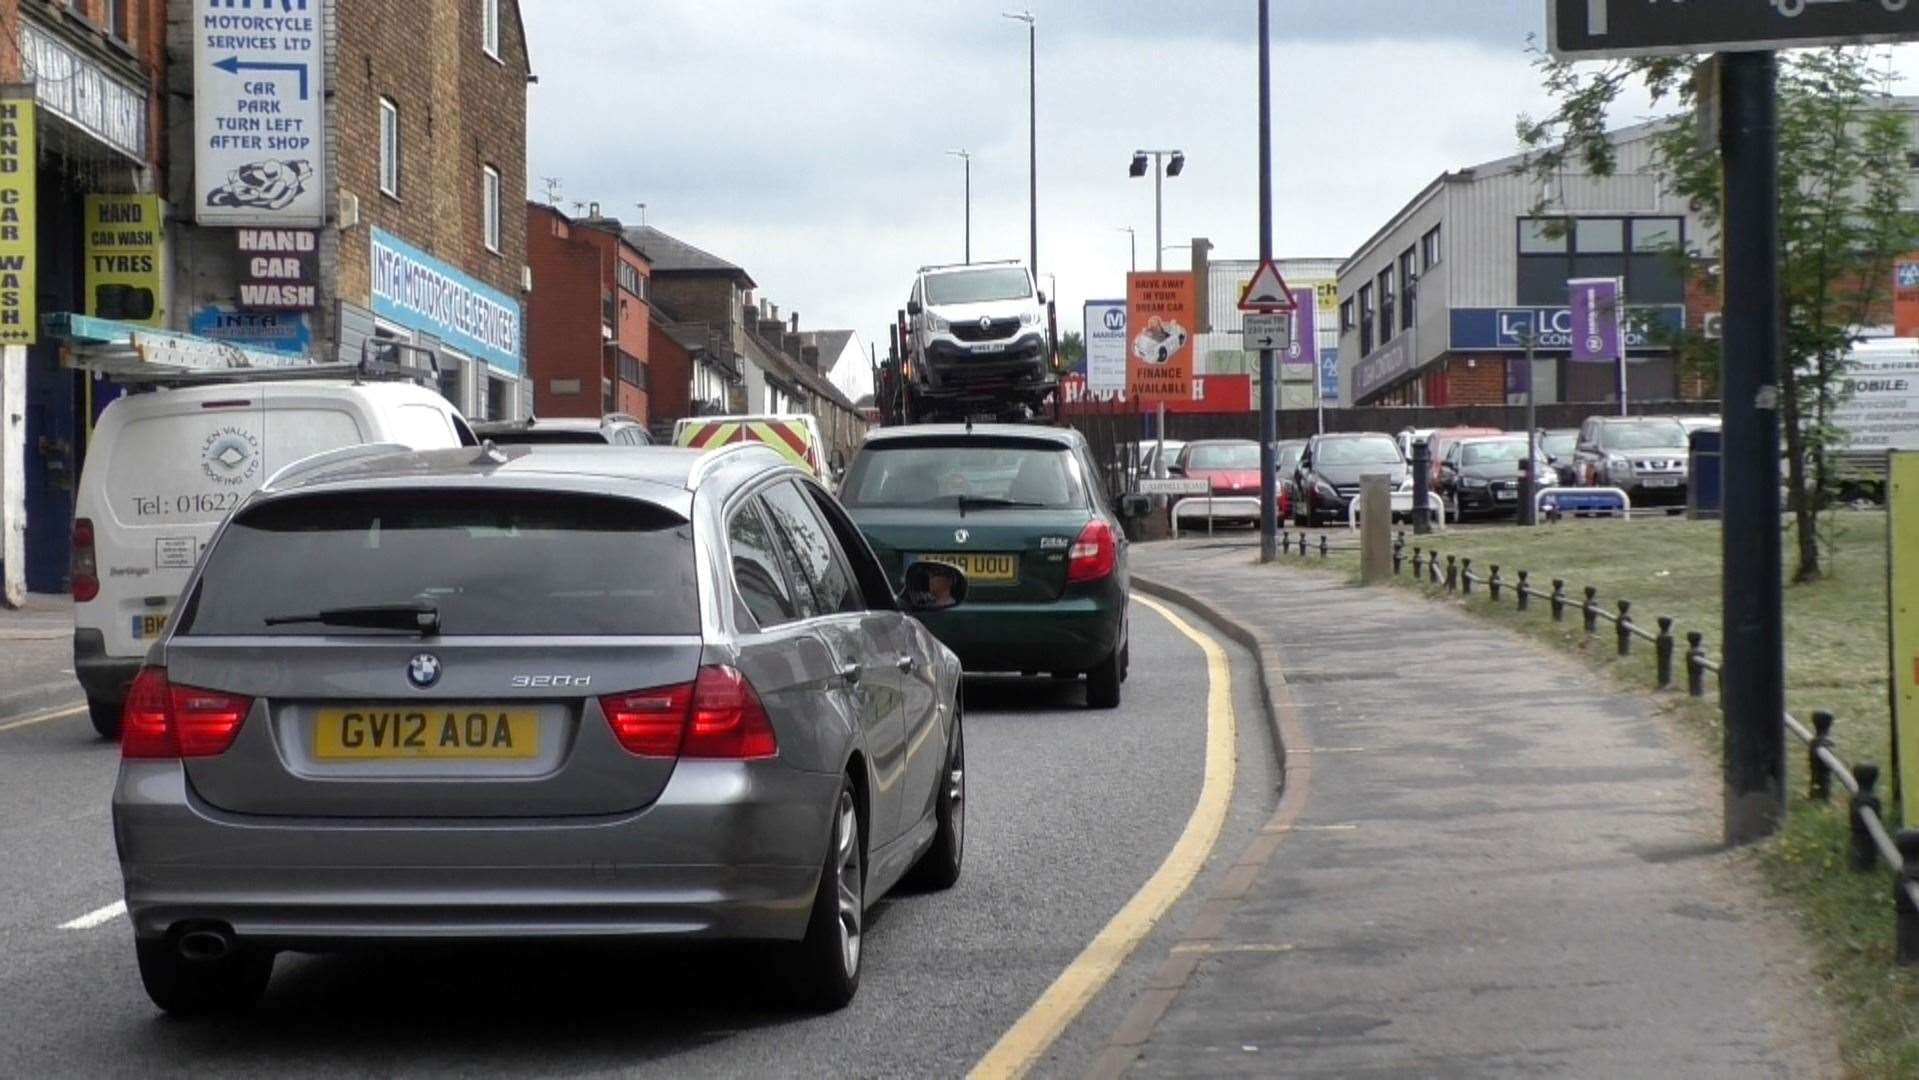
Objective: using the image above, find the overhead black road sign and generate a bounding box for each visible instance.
[1549,0,1919,59]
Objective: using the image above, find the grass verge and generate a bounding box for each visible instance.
[1294,514,1918,1077]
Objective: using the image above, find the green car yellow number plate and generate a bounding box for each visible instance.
[314,707,540,760]
[919,552,1019,585]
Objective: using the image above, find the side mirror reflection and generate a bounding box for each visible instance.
[901,560,967,613]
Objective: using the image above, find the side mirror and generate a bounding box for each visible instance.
[907,300,923,316]
[1167,465,1185,477]
[901,560,967,613]
[1119,493,1151,519]
[1037,290,1048,305]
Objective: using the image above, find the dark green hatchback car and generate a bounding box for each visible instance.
[840,424,1130,708]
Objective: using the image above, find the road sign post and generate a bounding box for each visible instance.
[1254,0,1278,564]
[1550,0,1919,58]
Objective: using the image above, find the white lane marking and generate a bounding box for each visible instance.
[59,900,126,930]
[0,703,86,733]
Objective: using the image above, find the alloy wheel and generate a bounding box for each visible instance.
[834,790,863,977]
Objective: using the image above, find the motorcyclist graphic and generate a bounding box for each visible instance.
[206,159,313,212]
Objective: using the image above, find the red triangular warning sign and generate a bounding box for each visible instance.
[1238,260,1297,312]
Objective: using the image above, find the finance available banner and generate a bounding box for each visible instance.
[1126,272,1196,405]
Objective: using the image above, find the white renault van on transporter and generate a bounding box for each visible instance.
[71,379,474,736]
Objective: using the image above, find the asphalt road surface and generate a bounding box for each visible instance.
[0,595,1277,1078]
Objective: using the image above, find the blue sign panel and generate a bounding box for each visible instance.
[370,227,523,374]
[1319,346,1340,402]
[1449,304,1685,353]
[189,305,313,356]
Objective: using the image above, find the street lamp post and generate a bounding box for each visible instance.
[946,149,971,264]
[1116,226,1136,272]
[1003,10,1037,279]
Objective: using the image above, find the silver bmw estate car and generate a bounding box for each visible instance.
[113,441,967,1015]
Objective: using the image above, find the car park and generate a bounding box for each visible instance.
[1572,416,1692,504]
[1168,439,1277,529]
[1291,432,1408,527]
[1437,435,1558,519]
[1537,428,1581,485]
[112,441,966,1016]
[472,414,652,446]
[839,424,1130,708]
[72,374,474,739]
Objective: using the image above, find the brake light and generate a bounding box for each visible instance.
[71,518,98,603]
[1066,519,1117,584]
[601,665,777,760]
[120,666,252,758]
[601,682,693,757]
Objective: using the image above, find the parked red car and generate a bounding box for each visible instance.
[1169,439,1289,529]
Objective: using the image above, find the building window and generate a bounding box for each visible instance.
[482,0,501,60]
[482,165,502,253]
[379,98,400,198]
[1518,215,1686,306]
[486,373,510,420]
[1422,225,1442,271]
[1358,283,1374,357]
[1339,298,1354,336]
[103,0,128,40]
[617,260,645,299]
[1376,267,1395,345]
[1631,217,1682,253]
[1576,217,1625,254]
[1399,249,1418,332]
[1518,217,1568,254]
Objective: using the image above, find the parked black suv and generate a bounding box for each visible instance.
[1290,432,1407,527]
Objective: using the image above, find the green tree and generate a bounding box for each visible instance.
[1058,330,1086,368]
[1518,47,1919,583]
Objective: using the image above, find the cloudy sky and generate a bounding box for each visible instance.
[522,3,1917,398]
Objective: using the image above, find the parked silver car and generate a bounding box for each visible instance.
[112,442,967,1015]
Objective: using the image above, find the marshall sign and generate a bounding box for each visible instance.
[1550,0,1919,59]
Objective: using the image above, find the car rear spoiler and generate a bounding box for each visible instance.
[263,442,414,491]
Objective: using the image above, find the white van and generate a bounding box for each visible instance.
[72,379,473,735]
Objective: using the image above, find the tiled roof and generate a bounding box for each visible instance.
[626,226,756,286]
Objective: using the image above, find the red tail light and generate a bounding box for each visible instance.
[1066,519,1117,584]
[120,666,252,758]
[71,518,98,603]
[602,665,778,760]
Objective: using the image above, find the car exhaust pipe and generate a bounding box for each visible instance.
[176,927,234,962]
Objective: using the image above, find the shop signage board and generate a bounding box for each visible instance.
[193,0,326,226]
[84,195,167,327]
[1895,256,1919,338]
[1084,299,1127,394]
[371,227,522,375]
[1350,334,1414,403]
[1286,286,1318,370]
[1126,272,1197,405]
[18,21,147,162]
[189,305,312,355]
[237,228,318,309]
[1320,345,1341,403]
[1448,305,1686,352]
[1568,277,1624,364]
[1549,0,1919,60]
[0,94,36,346]
[1890,452,1919,826]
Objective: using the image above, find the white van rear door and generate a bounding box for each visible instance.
[91,393,267,658]
[257,384,372,476]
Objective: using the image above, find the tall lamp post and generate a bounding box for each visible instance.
[1003,10,1037,279]
[1129,150,1186,270]
[1116,226,1136,272]
[946,149,971,264]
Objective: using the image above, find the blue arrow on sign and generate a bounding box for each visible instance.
[213,56,310,100]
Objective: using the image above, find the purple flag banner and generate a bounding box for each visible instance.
[1568,277,1622,364]
[1285,287,1317,369]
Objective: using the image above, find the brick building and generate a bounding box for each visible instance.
[166,0,534,420]
[526,202,651,420]
[0,0,171,598]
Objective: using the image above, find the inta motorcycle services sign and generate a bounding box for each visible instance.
[193,0,325,226]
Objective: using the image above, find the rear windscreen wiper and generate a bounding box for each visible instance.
[263,602,441,635]
[957,496,1045,515]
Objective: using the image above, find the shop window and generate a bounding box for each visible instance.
[486,374,509,420]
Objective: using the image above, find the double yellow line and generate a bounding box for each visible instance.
[970,594,1237,1079]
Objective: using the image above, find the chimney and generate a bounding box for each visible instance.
[789,312,799,333]
[589,201,600,218]
[801,345,821,370]
[758,317,786,344]
[783,331,804,359]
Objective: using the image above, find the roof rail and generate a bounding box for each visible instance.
[115,359,438,389]
[262,442,414,491]
[685,441,786,490]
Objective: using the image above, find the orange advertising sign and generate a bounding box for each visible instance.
[1895,254,1919,338]
[1126,272,1196,404]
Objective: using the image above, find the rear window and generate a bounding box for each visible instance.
[1316,437,1402,466]
[1598,421,1686,450]
[841,439,1085,510]
[1186,443,1260,470]
[180,491,697,636]
[1541,432,1577,456]
[478,429,612,445]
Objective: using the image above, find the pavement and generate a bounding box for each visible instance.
[0,592,80,718]
[1111,538,1843,1079]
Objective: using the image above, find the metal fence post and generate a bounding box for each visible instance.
[1393,538,1404,576]
[1616,600,1633,657]
[1656,617,1675,690]
[1461,558,1474,595]
[1429,550,1441,585]
[1318,534,1328,558]
[1551,579,1566,622]
[1582,587,1599,635]
[1809,711,1835,803]
[1411,547,1423,579]
[1489,565,1502,602]
[1517,570,1531,612]
[1686,633,1707,698]
[1897,831,1919,966]
[1445,555,1457,591]
[1851,764,1882,873]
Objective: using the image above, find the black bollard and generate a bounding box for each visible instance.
[1897,831,1919,966]
[1616,600,1633,657]
[1686,632,1707,698]
[1461,558,1474,595]
[1655,617,1675,690]
[1582,587,1599,635]
[1851,764,1883,873]
[1551,579,1566,622]
[1809,711,1836,803]
[1489,565,1502,602]
[1516,570,1531,612]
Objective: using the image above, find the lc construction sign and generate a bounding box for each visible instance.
[193,0,325,226]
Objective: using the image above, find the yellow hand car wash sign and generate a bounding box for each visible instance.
[0,94,36,346]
